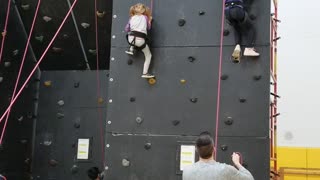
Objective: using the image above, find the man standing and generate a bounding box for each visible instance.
[183,132,254,180]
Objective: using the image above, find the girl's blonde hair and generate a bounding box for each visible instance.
[129,3,152,20]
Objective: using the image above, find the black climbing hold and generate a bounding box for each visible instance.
[17,116,24,122]
[74,82,80,88]
[27,112,33,119]
[239,98,246,103]
[223,29,230,36]
[81,23,90,29]
[224,117,233,125]
[71,165,79,174]
[127,59,133,65]
[25,158,31,164]
[72,143,76,148]
[49,159,58,167]
[199,11,206,15]
[250,14,256,20]
[188,56,196,62]
[253,75,262,81]
[33,97,38,101]
[20,139,28,144]
[178,19,186,26]
[144,143,152,150]
[221,74,228,80]
[74,118,81,128]
[35,35,44,42]
[43,16,52,22]
[52,47,63,53]
[172,120,180,126]
[57,113,65,119]
[34,78,41,82]
[190,98,198,103]
[4,61,11,68]
[220,145,228,151]
[63,34,69,39]
[129,97,136,102]
[21,4,30,10]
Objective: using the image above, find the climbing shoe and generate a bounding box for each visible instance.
[141,74,155,78]
[125,50,134,55]
[232,44,241,63]
[244,48,260,57]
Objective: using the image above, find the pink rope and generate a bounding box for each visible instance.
[150,0,154,13]
[214,0,226,159]
[94,0,105,167]
[0,0,79,125]
[0,0,12,64]
[0,0,42,144]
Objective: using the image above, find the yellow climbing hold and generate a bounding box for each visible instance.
[96,11,106,18]
[180,79,186,84]
[148,78,156,85]
[98,97,104,104]
[44,81,52,87]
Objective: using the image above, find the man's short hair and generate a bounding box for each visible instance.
[87,167,100,180]
[196,131,214,159]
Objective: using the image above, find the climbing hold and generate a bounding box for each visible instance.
[97,11,106,18]
[71,165,79,174]
[17,116,24,122]
[63,34,69,39]
[239,98,246,103]
[4,61,11,68]
[107,121,112,125]
[127,59,133,65]
[112,35,116,39]
[148,78,156,85]
[57,113,65,119]
[144,143,152,150]
[188,56,196,62]
[1,31,7,37]
[74,118,81,128]
[74,82,80,88]
[27,112,33,119]
[178,19,186,26]
[220,145,228,151]
[52,47,63,53]
[253,75,262,81]
[172,120,180,126]
[12,49,19,56]
[49,159,58,167]
[190,98,198,103]
[108,99,113,103]
[34,78,41,82]
[20,139,28,144]
[220,74,228,80]
[223,29,230,36]
[113,15,117,19]
[88,49,97,55]
[98,97,104,104]
[81,23,90,29]
[136,117,143,124]
[21,4,30,10]
[180,79,186,84]
[44,81,52,87]
[129,97,136,102]
[57,100,64,106]
[0,77,3,83]
[122,159,130,167]
[199,11,206,16]
[43,140,52,146]
[24,158,31,164]
[35,35,44,42]
[224,117,233,125]
[43,16,52,22]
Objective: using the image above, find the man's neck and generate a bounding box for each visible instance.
[199,157,215,163]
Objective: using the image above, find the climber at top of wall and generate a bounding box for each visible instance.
[125,3,154,79]
[225,0,260,63]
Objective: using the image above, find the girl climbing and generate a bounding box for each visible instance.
[225,0,260,61]
[125,3,154,79]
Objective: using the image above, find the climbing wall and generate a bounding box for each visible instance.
[32,71,108,179]
[0,1,40,179]
[106,0,270,180]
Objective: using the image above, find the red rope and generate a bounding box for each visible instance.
[94,0,105,167]
[214,0,226,159]
[0,0,12,64]
[0,0,79,125]
[0,0,42,144]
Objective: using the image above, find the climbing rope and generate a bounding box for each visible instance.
[0,0,42,145]
[0,0,12,64]
[214,0,226,159]
[94,0,105,168]
[0,0,79,125]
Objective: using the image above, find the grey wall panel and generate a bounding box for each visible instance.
[104,134,269,180]
[107,47,270,137]
[111,0,270,47]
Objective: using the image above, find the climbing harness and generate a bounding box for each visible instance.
[0,0,42,145]
[126,31,148,50]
